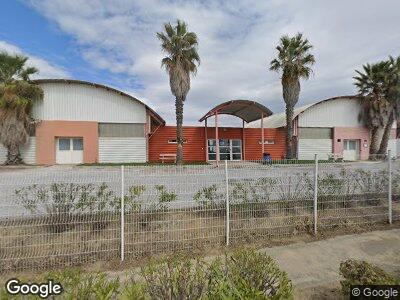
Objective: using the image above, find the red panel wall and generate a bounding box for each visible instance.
[149,126,206,162]
[148,125,286,162]
[244,128,286,160]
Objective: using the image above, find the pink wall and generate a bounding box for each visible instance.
[36,120,99,165]
[333,127,370,160]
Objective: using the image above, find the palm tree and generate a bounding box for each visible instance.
[157,20,200,164]
[354,61,392,156]
[378,56,400,155]
[0,51,43,164]
[270,33,315,159]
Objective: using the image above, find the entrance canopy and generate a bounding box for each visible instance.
[199,100,273,164]
[199,99,273,123]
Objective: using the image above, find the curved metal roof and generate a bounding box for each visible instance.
[247,95,360,128]
[33,78,165,124]
[198,99,273,123]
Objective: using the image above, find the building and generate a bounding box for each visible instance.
[0,79,164,165]
[149,100,286,162]
[248,96,397,160]
[0,79,396,164]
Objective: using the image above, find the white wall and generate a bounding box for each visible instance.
[0,137,36,164]
[298,139,332,160]
[397,139,400,158]
[388,139,397,158]
[298,98,364,128]
[33,82,147,123]
[99,138,147,163]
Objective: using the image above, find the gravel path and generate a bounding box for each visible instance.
[261,228,400,299]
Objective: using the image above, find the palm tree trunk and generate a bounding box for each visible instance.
[378,112,394,155]
[369,127,379,155]
[285,105,294,159]
[282,77,300,159]
[6,144,22,165]
[175,97,184,164]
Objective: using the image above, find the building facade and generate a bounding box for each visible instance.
[0,79,397,165]
[248,96,397,160]
[0,79,164,165]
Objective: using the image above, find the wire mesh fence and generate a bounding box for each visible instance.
[0,157,398,272]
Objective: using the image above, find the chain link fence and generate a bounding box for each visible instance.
[0,157,398,272]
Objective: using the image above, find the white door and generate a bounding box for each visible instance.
[56,138,84,164]
[343,139,359,161]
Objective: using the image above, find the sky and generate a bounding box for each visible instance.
[1,0,399,126]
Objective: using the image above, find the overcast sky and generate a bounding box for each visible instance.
[1,1,400,126]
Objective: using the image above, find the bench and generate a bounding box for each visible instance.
[159,154,177,163]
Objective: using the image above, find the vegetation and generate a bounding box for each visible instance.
[0,250,292,299]
[270,33,315,159]
[0,51,44,165]
[157,20,200,165]
[193,184,222,207]
[354,61,393,155]
[339,259,399,296]
[131,249,292,299]
[354,55,400,156]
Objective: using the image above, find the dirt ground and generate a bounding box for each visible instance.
[262,228,400,299]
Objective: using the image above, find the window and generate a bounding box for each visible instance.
[167,139,188,144]
[207,139,242,161]
[72,138,83,150]
[59,138,70,151]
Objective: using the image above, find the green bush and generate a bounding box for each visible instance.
[193,184,222,207]
[44,268,120,300]
[155,185,177,209]
[339,259,400,296]
[124,249,292,300]
[15,183,119,232]
[209,249,293,299]
[140,253,210,300]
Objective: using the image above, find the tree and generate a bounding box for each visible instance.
[270,33,315,159]
[354,61,392,156]
[378,56,400,155]
[0,52,43,164]
[157,20,200,164]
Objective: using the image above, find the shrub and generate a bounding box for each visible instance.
[193,184,222,207]
[120,279,149,300]
[339,259,400,296]
[15,183,117,232]
[221,248,293,299]
[44,268,120,299]
[140,253,209,300]
[155,185,177,209]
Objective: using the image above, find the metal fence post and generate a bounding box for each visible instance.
[121,165,125,261]
[313,154,319,235]
[225,160,230,246]
[388,150,392,224]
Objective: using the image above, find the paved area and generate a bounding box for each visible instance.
[261,228,400,298]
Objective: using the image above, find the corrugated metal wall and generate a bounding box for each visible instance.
[98,138,146,163]
[298,98,364,127]
[244,128,286,160]
[149,126,206,162]
[0,137,36,164]
[33,83,147,123]
[148,126,287,162]
[298,139,332,160]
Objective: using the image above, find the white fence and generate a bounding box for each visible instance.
[0,157,399,271]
